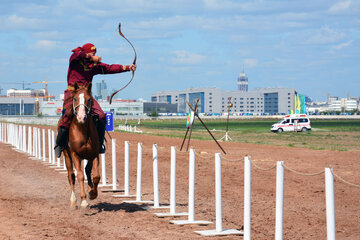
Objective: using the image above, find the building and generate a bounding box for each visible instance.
[151,67,295,115]
[7,88,46,98]
[0,97,37,115]
[151,68,296,115]
[38,99,177,116]
[95,80,108,100]
[151,87,294,115]
[329,98,358,112]
[237,65,248,92]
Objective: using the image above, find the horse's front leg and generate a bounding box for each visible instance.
[85,159,94,196]
[88,156,100,200]
[72,153,88,209]
[64,149,77,209]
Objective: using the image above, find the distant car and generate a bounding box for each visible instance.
[271,114,311,133]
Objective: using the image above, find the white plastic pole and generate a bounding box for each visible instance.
[170,146,177,214]
[124,141,130,195]
[101,153,107,185]
[17,125,21,150]
[112,138,117,190]
[84,159,88,180]
[33,127,37,157]
[51,130,55,164]
[28,127,32,154]
[325,168,336,240]
[37,128,41,160]
[42,129,46,161]
[153,144,159,208]
[29,127,33,155]
[5,123,7,143]
[244,156,251,240]
[136,143,143,201]
[275,161,284,240]
[188,148,196,221]
[215,153,222,232]
[48,129,52,163]
[23,126,26,152]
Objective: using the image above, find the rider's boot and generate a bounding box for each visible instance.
[95,118,106,154]
[54,127,69,158]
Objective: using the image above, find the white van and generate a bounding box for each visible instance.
[271,114,311,133]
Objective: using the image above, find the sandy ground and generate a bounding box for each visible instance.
[0,125,359,239]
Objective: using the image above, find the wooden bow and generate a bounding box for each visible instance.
[109,23,137,104]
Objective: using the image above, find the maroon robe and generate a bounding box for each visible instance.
[59,51,130,128]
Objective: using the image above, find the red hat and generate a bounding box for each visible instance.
[72,43,97,53]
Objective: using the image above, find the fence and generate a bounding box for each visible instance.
[0,121,359,239]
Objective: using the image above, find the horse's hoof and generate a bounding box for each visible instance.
[70,205,78,210]
[80,200,89,209]
[88,190,98,200]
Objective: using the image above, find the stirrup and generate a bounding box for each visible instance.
[54,145,63,158]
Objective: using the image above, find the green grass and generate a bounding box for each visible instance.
[115,119,360,151]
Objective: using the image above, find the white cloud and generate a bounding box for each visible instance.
[332,40,353,50]
[329,40,353,53]
[32,40,57,51]
[0,14,42,30]
[243,58,258,68]
[171,50,205,64]
[305,26,345,44]
[329,1,351,13]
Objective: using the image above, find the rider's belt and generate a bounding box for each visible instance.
[67,85,75,91]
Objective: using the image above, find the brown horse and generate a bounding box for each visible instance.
[60,82,100,209]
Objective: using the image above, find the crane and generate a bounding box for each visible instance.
[32,76,64,101]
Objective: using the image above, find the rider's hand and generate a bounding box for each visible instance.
[91,55,102,62]
[130,64,136,72]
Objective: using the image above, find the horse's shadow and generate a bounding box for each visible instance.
[88,202,148,215]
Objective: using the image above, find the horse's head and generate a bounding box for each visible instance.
[72,82,93,124]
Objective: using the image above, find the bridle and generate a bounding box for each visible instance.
[73,92,92,117]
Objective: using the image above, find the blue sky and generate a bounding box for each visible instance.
[0,0,359,101]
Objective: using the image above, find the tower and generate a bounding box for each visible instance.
[237,65,248,92]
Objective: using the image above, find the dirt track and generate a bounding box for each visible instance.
[1,125,359,239]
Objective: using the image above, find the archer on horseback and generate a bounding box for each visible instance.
[54,43,136,157]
